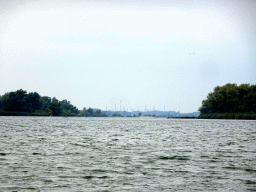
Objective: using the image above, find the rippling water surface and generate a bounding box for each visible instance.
[0,117,256,191]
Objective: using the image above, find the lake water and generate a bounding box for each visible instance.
[0,117,256,191]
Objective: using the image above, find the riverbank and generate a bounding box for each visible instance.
[0,111,49,116]
[198,113,256,120]
[167,116,198,119]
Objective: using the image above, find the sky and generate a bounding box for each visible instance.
[0,0,255,113]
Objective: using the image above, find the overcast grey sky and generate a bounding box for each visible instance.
[0,0,255,112]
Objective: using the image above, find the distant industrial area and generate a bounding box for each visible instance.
[101,109,200,117]
[100,101,200,117]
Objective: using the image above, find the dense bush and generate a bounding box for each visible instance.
[0,89,79,116]
[199,83,256,114]
[198,83,256,119]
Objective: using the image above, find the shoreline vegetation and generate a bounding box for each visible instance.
[1,83,255,120]
[0,89,107,117]
[198,83,256,120]
[0,89,198,118]
[198,112,256,120]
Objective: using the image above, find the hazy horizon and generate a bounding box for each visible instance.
[1,0,255,113]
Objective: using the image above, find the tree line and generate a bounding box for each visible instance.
[0,89,106,117]
[198,83,256,119]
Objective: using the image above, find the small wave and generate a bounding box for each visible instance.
[223,166,242,170]
[97,176,108,179]
[82,176,94,179]
[208,159,219,163]
[245,168,256,173]
[71,143,90,147]
[124,171,135,175]
[32,152,41,155]
[245,180,256,185]
[174,170,190,173]
[123,183,133,185]
[227,141,235,145]
[159,156,190,160]
[247,188,256,192]
[92,169,107,173]
[200,155,209,158]
[43,179,53,183]
[216,176,229,180]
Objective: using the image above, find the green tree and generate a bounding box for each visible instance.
[45,108,52,116]
[26,92,42,112]
[113,113,122,117]
[78,109,90,116]
[199,83,256,114]
[87,108,93,116]
[49,97,61,116]
[60,99,79,115]
[41,96,51,110]
[93,109,107,117]
[0,96,3,109]
[0,89,82,116]
[3,89,27,112]
[1,92,10,111]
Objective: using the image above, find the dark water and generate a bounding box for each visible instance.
[0,117,256,191]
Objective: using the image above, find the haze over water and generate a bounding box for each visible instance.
[0,117,255,191]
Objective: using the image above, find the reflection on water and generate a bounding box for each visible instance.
[0,117,256,191]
